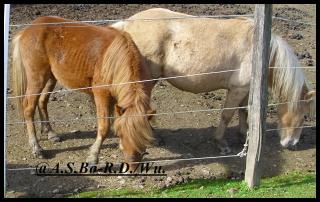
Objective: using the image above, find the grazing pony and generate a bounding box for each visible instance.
[12,16,155,167]
[112,8,316,154]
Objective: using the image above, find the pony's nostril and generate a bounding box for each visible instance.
[282,138,299,151]
[292,138,299,146]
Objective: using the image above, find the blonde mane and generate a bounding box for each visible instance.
[269,34,310,113]
[100,29,154,153]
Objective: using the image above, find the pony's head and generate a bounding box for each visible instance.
[103,29,156,170]
[99,28,155,169]
[277,87,316,148]
[113,96,156,170]
[269,34,316,149]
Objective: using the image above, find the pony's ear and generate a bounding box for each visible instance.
[115,105,126,116]
[304,90,316,102]
[147,108,156,121]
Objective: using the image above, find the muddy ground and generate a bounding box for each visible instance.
[5,4,316,198]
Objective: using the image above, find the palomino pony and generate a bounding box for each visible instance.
[12,16,155,167]
[112,8,316,154]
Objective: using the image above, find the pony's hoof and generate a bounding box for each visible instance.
[216,139,232,155]
[33,149,45,159]
[219,147,232,155]
[86,156,98,166]
[48,131,61,142]
[48,136,61,142]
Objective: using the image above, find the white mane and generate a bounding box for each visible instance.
[269,34,308,113]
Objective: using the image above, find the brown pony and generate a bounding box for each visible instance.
[12,16,155,168]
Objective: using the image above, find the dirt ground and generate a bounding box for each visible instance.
[5,4,316,198]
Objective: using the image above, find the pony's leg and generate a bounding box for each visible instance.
[24,79,48,158]
[239,94,249,141]
[215,88,248,154]
[86,89,111,164]
[38,76,60,142]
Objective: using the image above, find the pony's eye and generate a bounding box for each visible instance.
[120,108,126,115]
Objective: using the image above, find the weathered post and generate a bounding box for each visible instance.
[245,4,272,188]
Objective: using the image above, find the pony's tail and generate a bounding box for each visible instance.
[12,33,27,120]
[268,34,305,112]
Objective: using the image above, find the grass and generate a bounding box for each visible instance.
[70,171,316,198]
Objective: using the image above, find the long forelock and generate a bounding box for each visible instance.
[269,35,307,113]
[104,31,153,153]
[114,91,154,153]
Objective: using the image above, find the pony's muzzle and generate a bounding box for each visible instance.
[124,152,149,172]
[280,136,299,148]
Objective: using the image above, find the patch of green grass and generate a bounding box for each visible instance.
[69,171,316,198]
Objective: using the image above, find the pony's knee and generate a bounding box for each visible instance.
[97,127,109,138]
[24,106,36,118]
[38,95,49,109]
[38,99,46,110]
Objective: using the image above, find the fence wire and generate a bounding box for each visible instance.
[6,124,315,172]
[6,66,316,100]
[5,98,316,126]
[9,15,316,27]
[5,10,316,173]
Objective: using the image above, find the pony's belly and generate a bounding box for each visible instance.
[161,57,233,92]
[50,66,93,94]
[165,73,228,93]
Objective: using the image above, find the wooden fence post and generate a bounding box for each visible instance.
[245,4,272,188]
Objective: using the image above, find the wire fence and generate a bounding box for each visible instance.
[4,67,317,170]
[6,66,316,100]
[6,153,244,171]
[7,69,240,99]
[5,99,315,126]
[8,15,316,28]
[265,125,315,132]
[7,14,317,42]
[5,10,317,173]
[6,123,316,172]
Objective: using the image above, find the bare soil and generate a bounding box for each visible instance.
[5,4,316,198]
